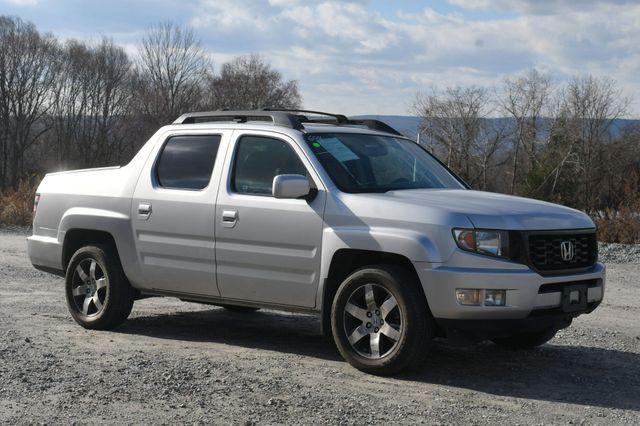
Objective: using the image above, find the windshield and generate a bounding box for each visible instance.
[305,133,466,193]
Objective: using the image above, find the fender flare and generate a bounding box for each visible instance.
[315,226,443,309]
[58,207,137,278]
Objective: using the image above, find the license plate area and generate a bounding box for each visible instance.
[562,284,588,313]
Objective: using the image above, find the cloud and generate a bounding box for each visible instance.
[8,0,639,115]
[4,0,39,5]
[448,0,638,14]
[181,0,640,114]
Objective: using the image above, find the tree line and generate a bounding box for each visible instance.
[412,69,640,241]
[1,16,639,241]
[0,17,301,189]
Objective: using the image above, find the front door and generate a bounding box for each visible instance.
[131,131,228,296]
[215,132,326,308]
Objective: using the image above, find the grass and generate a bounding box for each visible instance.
[0,179,38,227]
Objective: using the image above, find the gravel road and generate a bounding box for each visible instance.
[1,231,639,424]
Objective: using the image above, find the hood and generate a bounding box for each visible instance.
[373,189,594,231]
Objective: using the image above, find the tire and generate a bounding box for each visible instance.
[222,305,259,313]
[492,328,557,349]
[65,244,134,330]
[331,265,434,375]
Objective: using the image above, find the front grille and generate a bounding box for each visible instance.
[527,232,597,272]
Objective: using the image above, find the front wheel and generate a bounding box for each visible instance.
[331,265,434,375]
[492,328,557,349]
[65,244,134,330]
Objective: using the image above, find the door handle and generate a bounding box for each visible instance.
[138,203,152,220]
[222,210,238,227]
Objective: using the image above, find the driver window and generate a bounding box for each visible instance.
[232,135,308,196]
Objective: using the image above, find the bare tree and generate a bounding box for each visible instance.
[499,69,552,194]
[94,40,136,163]
[51,38,134,169]
[0,17,58,188]
[412,86,504,187]
[207,54,301,110]
[477,120,509,190]
[559,75,631,212]
[0,18,308,190]
[0,17,12,187]
[134,22,211,127]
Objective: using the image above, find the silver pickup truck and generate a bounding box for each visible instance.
[28,109,605,375]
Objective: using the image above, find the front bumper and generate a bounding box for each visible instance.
[414,260,605,320]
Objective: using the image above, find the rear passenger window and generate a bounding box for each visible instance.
[232,135,307,195]
[156,135,221,190]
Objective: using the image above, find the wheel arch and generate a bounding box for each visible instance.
[58,206,138,282]
[318,248,429,338]
[62,229,120,271]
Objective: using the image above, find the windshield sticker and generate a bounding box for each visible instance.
[317,137,359,162]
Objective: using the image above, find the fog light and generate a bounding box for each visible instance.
[456,289,481,306]
[484,290,506,306]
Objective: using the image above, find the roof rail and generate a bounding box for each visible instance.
[262,108,349,124]
[173,108,403,136]
[345,119,403,136]
[263,108,403,136]
[173,110,304,130]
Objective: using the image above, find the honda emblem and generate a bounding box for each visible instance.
[560,241,574,261]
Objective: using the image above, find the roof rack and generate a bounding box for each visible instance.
[173,109,403,136]
[173,110,304,130]
[263,108,403,136]
[262,108,349,124]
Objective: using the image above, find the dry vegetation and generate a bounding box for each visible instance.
[0,178,37,226]
[596,205,640,244]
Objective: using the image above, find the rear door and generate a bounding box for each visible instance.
[215,131,326,308]
[131,130,230,296]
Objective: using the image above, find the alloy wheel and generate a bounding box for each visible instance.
[343,283,403,359]
[70,258,108,317]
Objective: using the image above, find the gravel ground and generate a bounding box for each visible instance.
[598,242,640,264]
[1,231,639,424]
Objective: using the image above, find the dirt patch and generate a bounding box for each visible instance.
[1,232,639,424]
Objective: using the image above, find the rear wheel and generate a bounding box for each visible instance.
[222,305,259,313]
[65,244,134,330]
[492,328,557,349]
[331,265,434,375]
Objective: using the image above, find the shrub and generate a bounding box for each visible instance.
[0,179,39,227]
[595,206,640,244]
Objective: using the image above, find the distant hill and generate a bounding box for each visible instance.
[353,115,639,140]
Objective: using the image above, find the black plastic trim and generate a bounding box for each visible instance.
[436,301,600,342]
[538,279,599,294]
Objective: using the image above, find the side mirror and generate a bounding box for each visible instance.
[272,174,311,199]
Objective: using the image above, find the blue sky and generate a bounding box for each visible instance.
[1,0,639,116]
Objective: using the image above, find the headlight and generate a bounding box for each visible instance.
[453,228,509,258]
